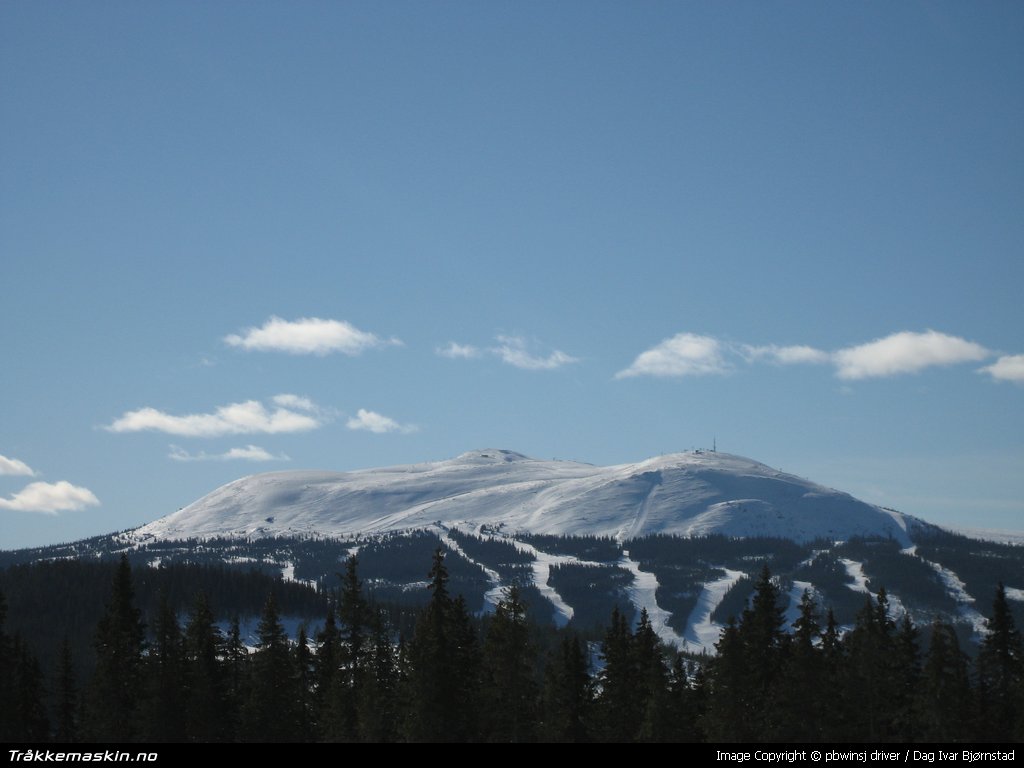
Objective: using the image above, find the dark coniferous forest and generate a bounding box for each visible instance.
[1,551,1022,743]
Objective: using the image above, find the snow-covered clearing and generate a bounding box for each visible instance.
[838,558,909,620]
[783,580,815,629]
[682,568,745,654]
[915,553,988,635]
[500,537,585,627]
[619,549,683,646]
[840,558,871,593]
[280,560,319,590]
[435,525,505,613]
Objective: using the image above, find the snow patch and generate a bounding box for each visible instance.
[619,549,683,646]
[504,538,577,627]
[784,580,816,628]
[435,525,505,614]
[682,568,745,654]
[840,558,871,593]
[280,560,318,590]
[915,552,988,635]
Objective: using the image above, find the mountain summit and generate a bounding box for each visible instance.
[11,449,1016,654]
[133,449,921,545]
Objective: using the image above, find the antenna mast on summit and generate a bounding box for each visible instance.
[713,437,716,453]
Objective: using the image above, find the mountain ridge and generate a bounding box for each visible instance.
[5,449,1021,654]
[131,448,928,546]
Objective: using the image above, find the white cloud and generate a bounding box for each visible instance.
[346,408,417,434]
[620,328,1003,384]
[0,454,36,476]
[980,354,1024,384]
[107,396,322,437]
[0,481,99,515]
[224,316,399,355]
[272,393,317,411]
[742,344,831,365]
[833,330,990,380]
[169,444,289,462]
[436,342,481,359]
[616,333,729,379]
[437,336,578,369]
[493,336,579,370]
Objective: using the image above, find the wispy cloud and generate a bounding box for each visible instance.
[107,396,322,437]
[833,330,989,380]
[493,336,579,370]
[169,444,290,462]
[437,336,578,370]
[346,408,417,434]
[616,333,728,379]
[742,344,830,365]
[436,341,482,359]
[271,393,317,411]
[225,316,400,356]
[0,481,99,515]
[620,329,997,382]
[980,354,1024,384]
[0,454,36,477]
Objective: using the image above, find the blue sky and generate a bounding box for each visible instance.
[2,1,1022,548]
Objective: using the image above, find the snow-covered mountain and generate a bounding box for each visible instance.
[7,449,1019,653]
[132,449,924,545]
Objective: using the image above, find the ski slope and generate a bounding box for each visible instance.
[682,568,746,653]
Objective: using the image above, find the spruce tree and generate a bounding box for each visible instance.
[448,593,482,737]
[540,633,591,743]
[890,614,921,742]
[404,548,480,742]
[737,565,787,740]
[11,635,49,741]
[777,590,824,741]
[240,594,301,742]
[819,607,848,740]
[314,605,341,739]
[84,554,146,741]
[338,556,369,672]
[327,555,370,740]
[977,583,1024,741]
[0,590,15,742]
[687,660,710,742]
[356,610,400,743]
[704,617,748,742]
[480,586,537,742]
[294,625,316,741]
[660,653,700,742]
[594,605,637,741]
[183,592,228,742]
[633,608,670,742]
[919,618,971,742]
[223,615,248,740]
[53,637,78,742]
[843,590,897,741]
[142,592,186,741]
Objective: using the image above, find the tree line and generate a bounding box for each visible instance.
[1,552,1021,742]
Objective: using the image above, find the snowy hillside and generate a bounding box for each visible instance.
[9,449,1020,655]
[132,449,922,545]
